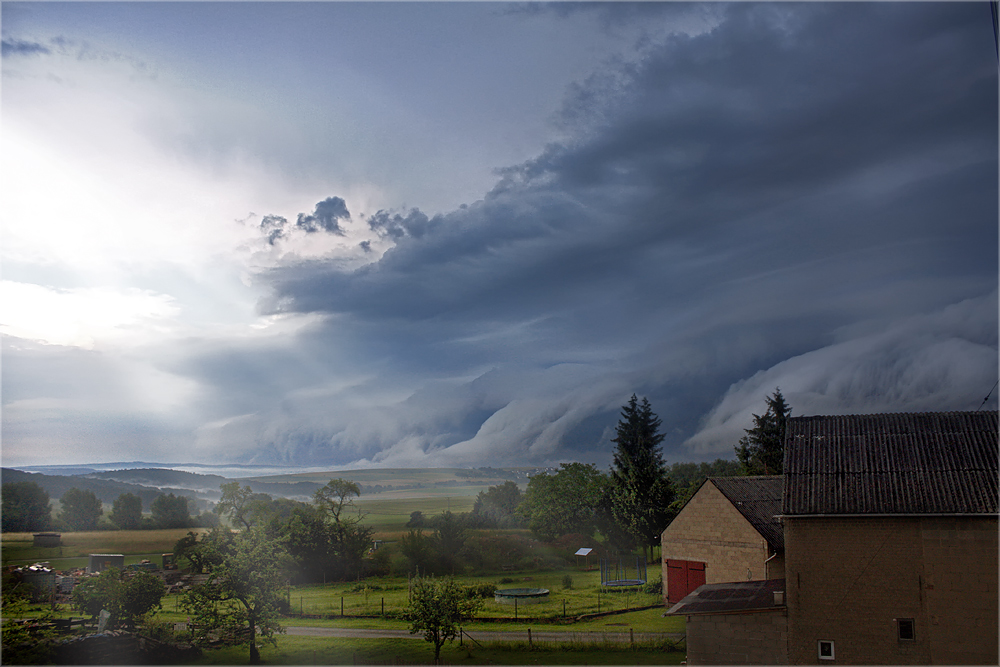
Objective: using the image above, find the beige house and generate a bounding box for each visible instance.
[661,476,783,604]
[668,410,998,665]
[783,411,998,665]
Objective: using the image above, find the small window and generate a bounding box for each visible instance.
[897,618,915,641]
[818,640,835,660]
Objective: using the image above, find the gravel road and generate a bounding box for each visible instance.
[283,626,683,643]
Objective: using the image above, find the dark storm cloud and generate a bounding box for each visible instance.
[231,3,996,466]
[296,196,350,235]
[1,38,51,57]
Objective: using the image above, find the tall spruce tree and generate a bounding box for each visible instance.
[609,395,676,563]
[734,389,792,475]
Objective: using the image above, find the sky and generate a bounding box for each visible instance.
[2,2,997,471]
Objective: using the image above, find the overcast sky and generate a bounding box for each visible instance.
[2,2,997,470]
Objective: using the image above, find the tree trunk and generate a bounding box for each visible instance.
[249,616,259,665]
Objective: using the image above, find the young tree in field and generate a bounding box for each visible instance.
[735,389,792,476]
[2,481,51,532]
[150,493,191,529]
[517,463,606,540]
[405,577,483,661]
[109,493,143,530]
[182,528,289,665]
[59,488,102,531]
[71,568,166,629]
[609,395,676,562]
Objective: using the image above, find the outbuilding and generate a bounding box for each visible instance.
[660,476,783,605]
[88,553,125,574]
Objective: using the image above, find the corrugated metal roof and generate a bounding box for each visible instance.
[665,579,786,616]
[710,476,784,550]
[783,411,998,515]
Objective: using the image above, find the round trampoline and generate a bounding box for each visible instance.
[494,588,550,605]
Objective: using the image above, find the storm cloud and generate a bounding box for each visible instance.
[209,3,996,466]
[3,3,996,469]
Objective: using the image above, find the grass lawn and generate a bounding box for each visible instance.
[191,635,686,665]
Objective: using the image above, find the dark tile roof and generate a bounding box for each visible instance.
[665,579,786,616]
[783,411,998,515]
[710,476,784,550]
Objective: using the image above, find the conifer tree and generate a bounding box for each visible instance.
[735,388,792,475]
[609,395,676,562]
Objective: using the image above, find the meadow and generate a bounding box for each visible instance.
[3,487,684,663]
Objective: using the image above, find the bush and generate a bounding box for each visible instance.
[463,582,497,599]
[642,573,663,595]
[562,574,573,589]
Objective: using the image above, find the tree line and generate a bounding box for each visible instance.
[0,485,218,533]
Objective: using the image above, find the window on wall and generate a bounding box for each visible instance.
[818,640,835,660]
[897,618,915,641]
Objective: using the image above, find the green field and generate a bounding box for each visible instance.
[1,529,207,568]
[2,481,684,664]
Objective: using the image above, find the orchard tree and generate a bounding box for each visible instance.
[2,481,51,532]
[59,488,102,531]
[609,395,676,562]
[182,528,289,665]
[109,493,143,530]
[405,577,483,661]
[735,389,792,475]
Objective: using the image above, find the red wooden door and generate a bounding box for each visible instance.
[665,559,706,604]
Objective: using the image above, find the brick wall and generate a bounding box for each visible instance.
[686,609,788,665]
[661,481,771,604]
[784,515,998,665]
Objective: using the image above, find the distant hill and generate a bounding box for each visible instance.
[0,468,198,508]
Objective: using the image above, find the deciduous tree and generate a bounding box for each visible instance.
[2,481,51,532]
[405,577,482,661]
[517,463,606,540]
[150,493,191,529]
[735,389,791,475]
[182,528,289,665]
[109,493,143,530]
[71,568,165,629]
[59,488,102,531]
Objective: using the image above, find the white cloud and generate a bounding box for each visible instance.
[685,293,999,456]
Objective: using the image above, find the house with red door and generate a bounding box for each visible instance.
[666,410,998,665]
[660,475,783,605]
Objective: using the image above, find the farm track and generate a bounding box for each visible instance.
[283,626,684,643]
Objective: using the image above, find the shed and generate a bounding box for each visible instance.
[666,579,788,665]
[88,553,125,574]
[32,532,62,548]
